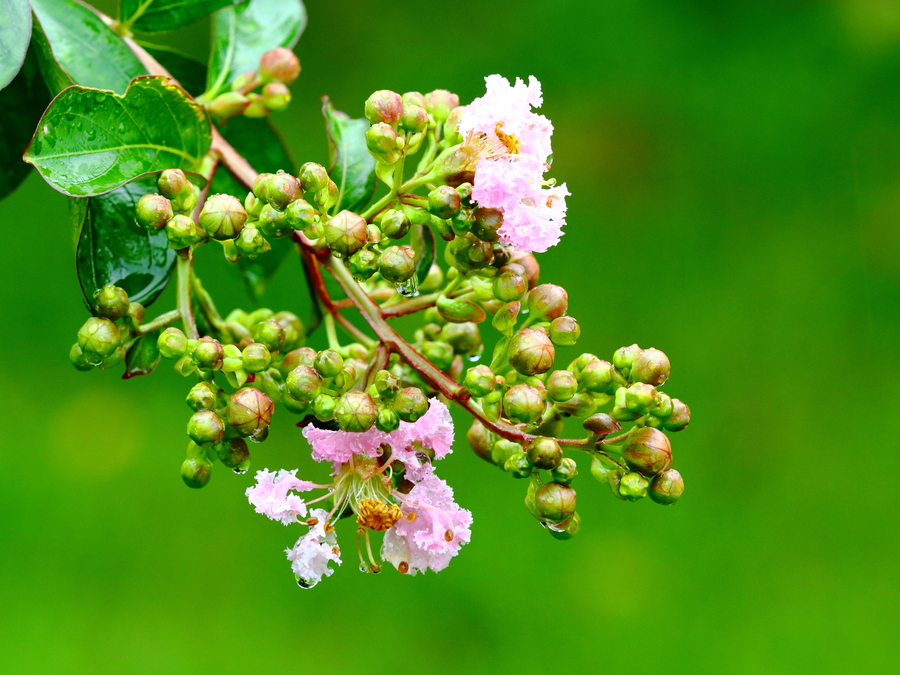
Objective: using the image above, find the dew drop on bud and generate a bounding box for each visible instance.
[395,276,419,298]
[276,169,285,175]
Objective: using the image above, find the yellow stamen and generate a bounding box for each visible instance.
[494,122,520,155]
[356,498,403,531]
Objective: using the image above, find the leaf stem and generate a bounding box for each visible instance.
[137,309,180,334]
[176,253,198,339]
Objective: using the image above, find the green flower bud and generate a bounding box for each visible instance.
[504,452,533,478]
[234,226,271,258]
[508,328,555,376]
[252,173,274,200]
[314,349,343,378]
[583,413,621,437]
[158,168,191,201]
[425,89,459,123]
[528,436,562,470]
[283,198,316,228]
[193,336,224,370]
[449,209,474,237]
[447,233,494,272]
[312,393,336,421]
[227,387,274,437]
[613,344,642,375]
[367,370,397,400]
[181,456,212,489]
[97,343,126,370]
[428,185,461,219]
[299,162,328,193]
[380,209,410,239]
[393,387,428,423]
[534,482,577,523]
[253,319,286,352]
[69,343,94,371]
[579,359,614,394]
[334,391,377,432]
[445,106,466,143]
[650,392,674,419]
[619,472,649,501]
[402,91,427,108]
[218,437,250,471]
[94,284,129,320]
[549,316,580,347]
[630,348,670,386]
[526,284,568,320]
[623,427,673,476]
[199,193,247,240]
[158,327,188,359]
[264,171,301,210]
[127,302,145,325]
[135,193,173,230]
[186,381,218,411]
[611,406,642,422]
[546,370,578,403]
[365,122,402,164]
[493,270,527,303]
[418,341,452,371]
[207,91,251,125]
[286,365,322,401]
[259,47,300,84]
[400,102,428,133]
[548,512,581,541]
[436,295,487,324]
[187,410,225,446]
[551,457,578,485]
[590,453,614,483]
[491,439,520,467]
[467,419,494,464]
[324,210,367,258]
[470,207,502,242]
[222,343,244,373]
[460,366,494,400]
[664,399,691,432]
[244,191,264,218]
[615,382,658,414]
[258,203,292,238]
[279,347,316,376]
[503,384,544,425]
[165,214,204,249]
[261,82,291,112]
[556,392,598,418]
[375,405,400,432]
[438,322,482,356]
[492,301,520,336]
[379,245,416,283]
[242,342,271,373]
[365,90,403,125]
[649,469,684,505]
[77,317,120,364]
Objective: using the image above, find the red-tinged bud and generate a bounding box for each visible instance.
[393,387,429,423]
[548,511,581,540]
[528,436,562,470]
[365,123,402,164]
[649,469,684,505]
[631,347,671,386]
[425,89,459,123]
[261,82,291,112]
[583,413,621,437]
[378,245,416,283]
[445,106,466,142]
[324,211,367,258]
[549,316,580,347]
[135,193,173,230]
[508,328,555,376]
[259,47,300,85]
[534,482,577,523]
[199,193,247,240]
[623,427,672,476]
[503,383,544,425]
[158,169,191,201]
[400,103,428,133]
[219,437,251,471]
[526,284,568,320]
[265,171,301,210]
[471,207,502,242]
[364,90,403,125]
[467,419,494,464]
[193,336,224,370]
[546,369,578,403]
[664,399,691,432]
[227,387,274,437]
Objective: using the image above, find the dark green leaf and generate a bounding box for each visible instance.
[206,0,306,97]
[123,330,161,378]
[24,76,211,197]
[322,96,376,213]
[410,222,436,287]
[0,0,31,90]
[120,0,237,34]
[31,0,145,94]
[73,173,180,312]
[210,116,295,302]
[0,47,51,200]
[141,43,207,97]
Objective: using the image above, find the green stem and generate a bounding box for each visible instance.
[137,309,180,334]
[324,312,340,350]
[360,193,399,221]
[176,254,198,339]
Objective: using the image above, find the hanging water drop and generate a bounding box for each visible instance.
[296,577,317,589]
[395,275,419,298]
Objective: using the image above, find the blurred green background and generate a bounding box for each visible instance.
[3,0,900,673]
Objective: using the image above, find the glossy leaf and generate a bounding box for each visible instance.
[141,43,207,97]
[410,222,436,287]
[0,0,32,90]
[31,0,145,94]
[0,47,51,200]
[123,330,161,379]
[120,0,237,34]
[206,0,306,97]
[322,97,376,213]
[24,76,211,197]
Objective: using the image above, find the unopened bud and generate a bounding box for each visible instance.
[551,457,578,485]
[241,342,271,373]
[77,317,120,363]
[376,405,400,432]
[527,436,562,470]
[286,365,322,401]
[199,193,247,240]
[613,344,642,375]
[400,103,428,133]
[312,393,336,421]
[549,316,580,347]
[615,382,657,414]
[261,82,291,112]
[649,469,684,505]
[193,336,224,370]
[548,512,581,541]
[623,427,672,476]
[546,370,578,403]
[619,472,649,501]
[69,343,93,371]
[158,169,191,201]
[158,327,188,359]
[504,452,533,478]
[631,348,670,386]
[467,419,494,464]
[334,391,377,432]
[135,193,173,230]
[445,106,466,142]
[314,349,343,378]
[258,203,292,238]
[428,185,461,219]
[583,413,621,437]
[253,319,286,352]
[208,91,251,125]
[526,284,568,320]
[471,207,502,242]
[579,359,614,394]
[378,245,416,283]
[259,47,300,84]
[265,172,301,210]
[556,392,598,418]
[503,383,544,425]
[664,399,691,432]
[299,162,328,193]
[373,370,400,399]
[491,439,520,467]
[181,456,212,489]
[324,210,367,258]
[448,233,494,272]
[492,301,520,335]
[364,90,403,125]
[493,270,527,303]
[219,437,251,470]
[436,295,487,324]
[94,285,129,320]
[284,198,317,228]
[165,214,204,249]
[234,226,270,257]
[187,410,225,446]
[227,387,274,437]
[186,381,218,411]
[439,321,482,356]
[425,89,459,123]
[366,123,402,164]
[380,209,409,239]
[650,392,674,419]
[509,328,555,376]
[534,482,577,523]
[393,387,428,423]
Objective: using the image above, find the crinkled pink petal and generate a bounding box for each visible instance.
[285,508,341,587]
[245,469,317,525]
[498,182,569,253]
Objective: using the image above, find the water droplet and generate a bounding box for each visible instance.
[296,577,317,589]
[276,169,286,175]
[395,276,419,298]
[467,345,485,362]
[332,251,343,259]
[358,564,369,574]
[232,467,248,475]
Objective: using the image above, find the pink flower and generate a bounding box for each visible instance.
[458,75,569,254]
[245,469,317,525]
[302,399,455,473]
[381,473,473,575]
[285,508,341,588]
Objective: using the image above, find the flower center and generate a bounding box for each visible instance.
[356,498,403,531]
[494,122,520,155]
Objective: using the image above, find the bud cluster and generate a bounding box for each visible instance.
[70,284,149,372]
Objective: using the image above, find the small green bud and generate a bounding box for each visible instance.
[380,209,410,239]
[650,392,674,419]
[252,173,274,200]
[551,457,578,485]
[467,419,494,464]
[243,92,269,118]
[365,122,402,164]
[365,90,403,125]
[613,344,642,375]
[284,198,317,228]
[187,410,225,446]
[549,316,580,347]
[491,439,520,467]
[503,384,544,425]
[436,295,487,324]
[158,169,191,202]
[77,317,120,364]
[127,302,145,325]
[199,193,247,240]
[464,364,496,397]
[583,413,621,437]
[261,82,291,112]
[492,301,520,336]
[222,343,244,373]
[548,512,581,541]
[425,89,459,123]
[370,370,398,400]
[98,344,126,370]
[244,191,264,218]
[447,233,494,272]
[546,370,578,403]
[439,321,482,356]
[312,393,336,421]
[616,382,658,414]
[279,347,316,376]
[324,210,367,258]
[286,365,322,401]
[590,453,614,483]
[253,319,286,352]
[376,405,400,432]
[579,359,614,394]
[158,327,188,359]
[556,392,598,418]
[528,436,562,470]
[218,437,250,470]
[258,203,292,238]
[504,452,533,478]
[508,328,555,376]
[135,193,173,230]
[623,427,673,476]
[526,284,568,320]
[234,226,271,258]
[428,185,461,219]
[611,406,642,422]
[69,343,93,371]
[334,391,378,432]
[649,469,684,505]
[207,91,251,125]
[619,472,650,501]
[227,387,274,437]
[400,102,428,133]
[193,336,224,370]
[265,171,301,210]
[445,106,466,142]
[393,387,429,423]
[534,482,577,523]
[259,47,300,84]
[186,381,219,411]
[419,341,453,372]
[242,343,271,373]
[314,349,343,378]
[631,348,670,386]
[94,285,129,320]
[379,245,417,283]
[181,456,212,489]
[299,162,328,193]
[470,207,502,242]
[493,270,527,303]
[664,399,691,432]
[402,91,427,108]
[165,214,204,249]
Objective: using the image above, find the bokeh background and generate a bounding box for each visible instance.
[3,0,900,672]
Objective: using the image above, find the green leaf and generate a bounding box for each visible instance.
[210,116,295,302]
[123,330,161,379]
[120,0,237,34]
[72,173,182,312]
[322,97,376,213]
[141,43,207,97]
[0,47,51,200]
[0,0,32,90]
[410,222,436,288]
[31,0,145,94]
[24,76,211,197]
[206,0,306,97]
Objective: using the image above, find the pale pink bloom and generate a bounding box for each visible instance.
[285,508,341,587]
[302,399,455,472]
[382,473,472,575]
[246,469,317,525]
